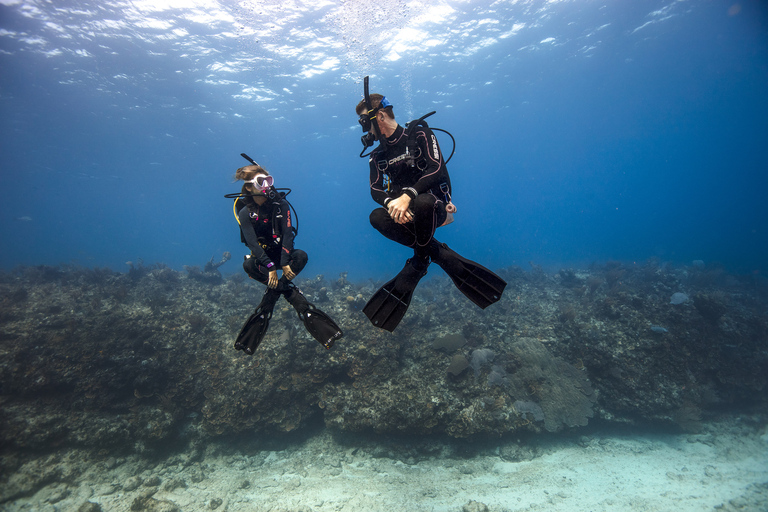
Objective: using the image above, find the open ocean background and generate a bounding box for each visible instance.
[1,0,767,282]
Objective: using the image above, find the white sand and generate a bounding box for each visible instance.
[5,420,767,512]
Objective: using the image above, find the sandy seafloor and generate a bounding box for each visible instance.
[3,419,767,512]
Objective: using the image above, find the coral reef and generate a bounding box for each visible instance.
[0,259,766,458]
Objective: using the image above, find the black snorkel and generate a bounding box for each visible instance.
[359,76,386,158]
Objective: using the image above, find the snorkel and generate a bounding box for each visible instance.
[359,76,389,158]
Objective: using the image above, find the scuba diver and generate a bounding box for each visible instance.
[355,77,507,331]
[228,158,343,353]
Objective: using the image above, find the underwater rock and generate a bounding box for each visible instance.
[469,348,495,377]
[447,354,470,376]
[432,332,467,352]
[693,292,727,323]
[487,365,508,387]
[513,400,545,422]
[185,253,231,284]
[670,292,689,305]
[130,491,180,512]
[123,476,143,492]
[143,475,162,487]
[557,269,583,289]
[462,500,490,512]
[0,262,766,450]
[507,338,595,432]
[77,502,102,512]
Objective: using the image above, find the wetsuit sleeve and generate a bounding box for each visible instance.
[369,153,391,207]
[237,207,274,268]
[407,126,446,197]
[277,201,295,267]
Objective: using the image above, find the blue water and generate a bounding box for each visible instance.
[1,0,766,281]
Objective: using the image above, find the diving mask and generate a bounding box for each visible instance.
[358,113,372,133]
[358,96,392,133]
[245,174,274,192]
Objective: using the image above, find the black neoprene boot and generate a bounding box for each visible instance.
[410,247,431,273]
[426,239,462,274]
[283,283,311,315]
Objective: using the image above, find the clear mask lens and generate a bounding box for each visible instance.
[246,175,274,191]
[256,175,274,190]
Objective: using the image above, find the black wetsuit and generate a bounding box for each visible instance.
[368,123,452,258]
[232,190,343,352]
[237,194,307,285]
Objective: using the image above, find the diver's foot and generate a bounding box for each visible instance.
[427,240,464,275]
[410,252,431,273]
[393,256,429,295]
[283,283,309,314]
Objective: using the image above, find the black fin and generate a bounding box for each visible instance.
[284,284,343,349]
[363,258,428,332]
[234,290,280,354]
[302,308,344,349]
[431,242,506,309]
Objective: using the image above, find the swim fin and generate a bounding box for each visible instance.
[430,242,506,309]
[284,285,343,349]
[234,289,280,355]
[363,258,428,332]
[300,307,344,349]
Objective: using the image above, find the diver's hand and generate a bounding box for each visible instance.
[267,269,279,289]
[388,194,413,224]
[282,265,296,280]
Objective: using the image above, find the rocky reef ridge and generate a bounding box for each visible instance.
[0,259,766,456]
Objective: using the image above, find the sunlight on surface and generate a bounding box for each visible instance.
[0,0,697,103]
[128,0,221,10]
